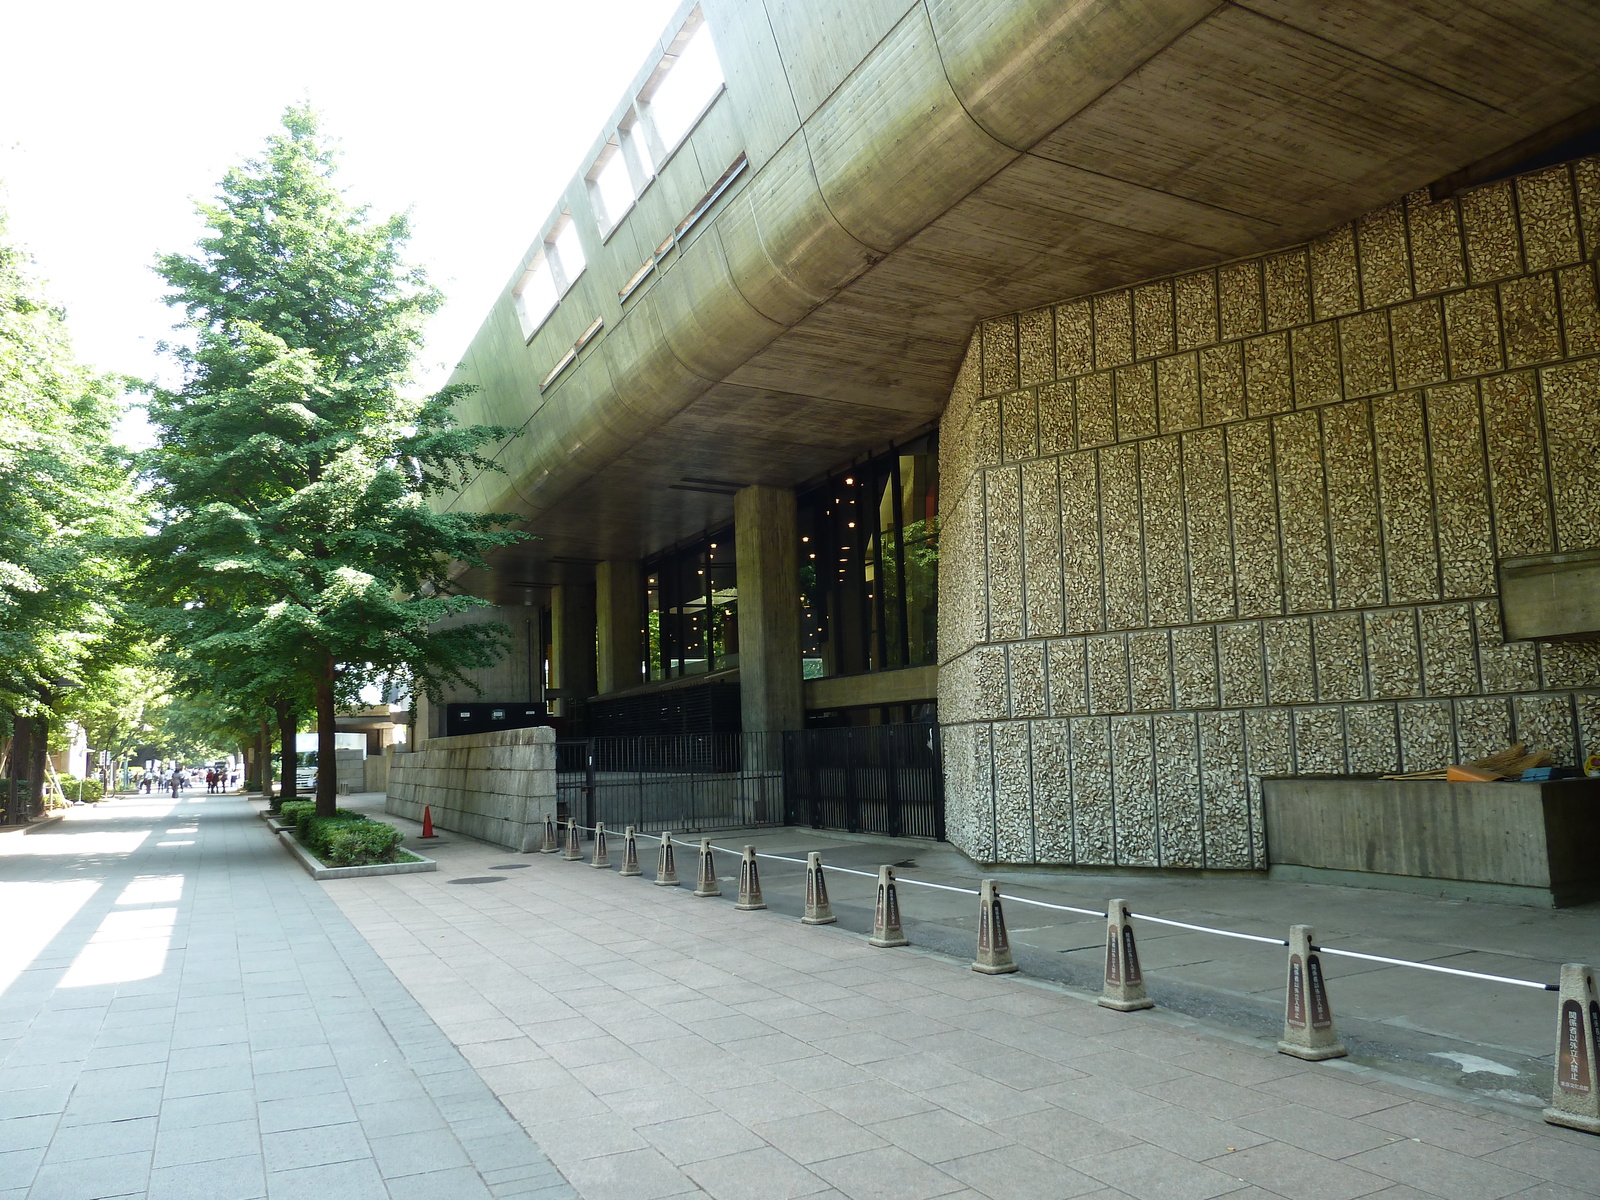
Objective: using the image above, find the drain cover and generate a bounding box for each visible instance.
[446,876,508,885]
[488,864,531,870]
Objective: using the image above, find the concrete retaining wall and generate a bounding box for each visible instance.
[386,726,557,853]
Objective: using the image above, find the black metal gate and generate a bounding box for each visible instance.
[783,723,944,839]
[556,723,944,839]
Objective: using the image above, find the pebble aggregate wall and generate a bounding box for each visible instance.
[386,726,557,853]
[938,158,1600,869]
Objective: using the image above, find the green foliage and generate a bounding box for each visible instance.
[130,104,527,814]
[283,801,403,866]
[57,775,105,802]
[0,207,143,726]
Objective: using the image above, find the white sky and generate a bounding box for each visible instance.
[0,0,684,448]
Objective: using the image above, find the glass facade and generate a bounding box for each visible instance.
[798,433,938,680]
[643,527,737,680]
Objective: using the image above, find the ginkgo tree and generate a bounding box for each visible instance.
[134,105,524,818]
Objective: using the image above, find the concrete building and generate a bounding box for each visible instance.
[428,0,1600,869]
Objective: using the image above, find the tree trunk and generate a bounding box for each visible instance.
[27,706,49,818]
[315,655,338,819]
[274,701,298,808]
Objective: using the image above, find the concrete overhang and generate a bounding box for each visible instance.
[445,0,1600,598]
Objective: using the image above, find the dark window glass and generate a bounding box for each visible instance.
[798,432,938,678]
[642,526,737,681]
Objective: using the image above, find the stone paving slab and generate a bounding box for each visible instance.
[0,792,572,1199]
[327,800,1600,1200]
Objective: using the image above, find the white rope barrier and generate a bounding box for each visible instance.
[563,821,1557,991]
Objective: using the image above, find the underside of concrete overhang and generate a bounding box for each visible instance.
[454,0,1600,602]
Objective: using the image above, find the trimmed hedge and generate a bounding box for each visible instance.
[59,776,106,802]
[278,801,404,866]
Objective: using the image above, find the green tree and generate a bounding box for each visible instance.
[0,206,141,820]
[134,106,523,817]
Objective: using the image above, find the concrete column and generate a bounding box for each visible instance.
[734,485,803,733]
[551,580,598,706]
[596,559,643,694]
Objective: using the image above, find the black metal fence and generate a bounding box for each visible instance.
[783,723,944,840]
[556,722,943,839]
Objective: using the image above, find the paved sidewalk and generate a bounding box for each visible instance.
[328,804,1600,1200]
[0,791,569,1200]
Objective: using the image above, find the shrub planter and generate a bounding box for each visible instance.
[277,829,436,880]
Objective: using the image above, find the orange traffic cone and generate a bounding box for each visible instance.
[420,805,437,839]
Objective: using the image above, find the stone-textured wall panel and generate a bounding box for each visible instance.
[1264,618,1315,705]
[1156,352,1201,432]
[1018,308,1054,387]
[1037,380,1075,456]
[1293,706,1346,775]
[1345,703,1399,774]
[1371,393,1440,604]
[1455,696,1512,763]
[982,316,1019,396]
[1425,383,1494,597]
[992,721,1034,862]
[1140,436,1189,627]
[1290,321,1343,408]
[1110,716,1157,866]
[1321,401,1385,608]
[1174,270,1218,350]
[1460,181,1523,284]
[1172,625,1219,710]
[940,155,1600,869]
[1115,361,1157,441]
[1558,264,1600,356]
[1227,420,1282,618]
[1100,444,1146,629]
[1500,273,1563,368]
[1128,629,1174,712]
[1000,389,1038,463]
[1312,612,1366,701]
[1217,622,1265,708]
[984,465,1024,641]
[1153,712,1202,866]
[1513,694,1578,763]
[1244,332,1293,416]
[1474,600,1539,695]
[1086,634,1129,715]
[1418,602,1479,697]
[1399,701,1457,771]
[1056,300,1093,377]
[1069,716,1114,865]
[1310,224,1360,319]
[1007,640,1046,718]
[1093,289,1133,369]
[1218,259,1264,341]
[1390,298,1446,390]
[1059,451,1103,633]
[1540,642,1600,690]
[1442,287,1504,378]
[1365,608,1422,699]
[1357,202,1412,308]
[1134,280,1175,360]
[1480,372,1552,558]
[1030,720,1073,863]
[1541,358,1600,550]
[1406,189,1466,295]
[1077,371,1116,448]
[1273,410,1331,613]
[1200,341,1245,425]
[1516,167,1582,272]
[1198,710,1249,867]
[1263,248,1311,330]
[1047,638,1088,717]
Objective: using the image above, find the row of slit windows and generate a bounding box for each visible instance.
[513,9,724,340]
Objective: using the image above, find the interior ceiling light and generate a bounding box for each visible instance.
[845,477,854,484]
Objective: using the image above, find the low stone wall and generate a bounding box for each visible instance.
[386,726,556,852]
